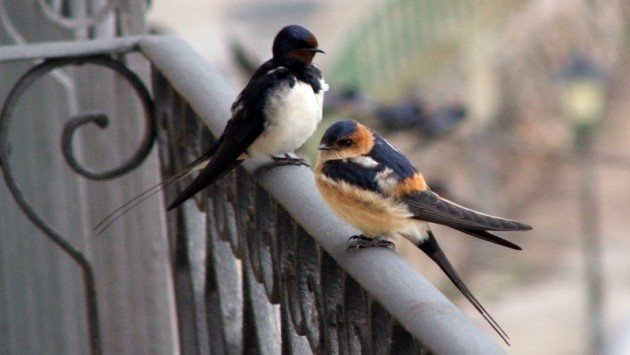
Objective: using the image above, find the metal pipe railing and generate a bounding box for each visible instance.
[140,35,504,355]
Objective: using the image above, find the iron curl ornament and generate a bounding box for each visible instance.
[0,54,156,355]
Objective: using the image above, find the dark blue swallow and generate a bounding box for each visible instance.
[167,24,328,210]
[95,25,327,234]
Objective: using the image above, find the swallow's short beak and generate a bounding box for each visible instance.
[308,47,325,54]
[318,143,333,151]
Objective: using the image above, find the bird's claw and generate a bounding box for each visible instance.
[347,235,395,252]
[253,154,311,176]
[271,154,310,168]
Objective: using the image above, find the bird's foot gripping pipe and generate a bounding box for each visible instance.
[271,153,310,168]
[347,235,395,251]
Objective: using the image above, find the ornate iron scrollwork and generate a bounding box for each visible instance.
[0,54,156,355]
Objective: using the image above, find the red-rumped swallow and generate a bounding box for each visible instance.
[315,119,532,345]
[95,25,327,234]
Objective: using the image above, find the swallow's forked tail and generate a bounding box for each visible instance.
[166,159,242,211]
[93,154,211,236]
[418,231,510,346]
[166,135,244,211]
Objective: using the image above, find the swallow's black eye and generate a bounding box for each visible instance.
[338,139,353,147]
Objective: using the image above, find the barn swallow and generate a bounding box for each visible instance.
[94,25,327,235]
[314,119,532,345]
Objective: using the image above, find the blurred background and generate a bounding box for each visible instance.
[147,0,629,354]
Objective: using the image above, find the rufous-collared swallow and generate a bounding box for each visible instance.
[95,25,327,234]
[314,119,532,345]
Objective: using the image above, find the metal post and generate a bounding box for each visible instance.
[577,132,605,355]
[560,53,607,354]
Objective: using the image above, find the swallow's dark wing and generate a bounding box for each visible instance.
[402,190,530,249]
[404,190,532,231]
[453,228,522,250]
[419,231,510,345]
[230,59,275,112]
[369,133,417,179]
[320,159,384,193]
[167,66,297,210]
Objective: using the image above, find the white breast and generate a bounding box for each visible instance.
[247,79,324,157]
